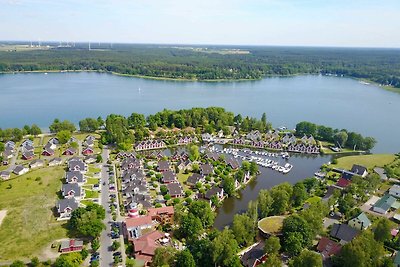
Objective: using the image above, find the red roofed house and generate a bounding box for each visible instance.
[335,177,351,189]
[317,237,342,260]
[124,216,153,241]
[132,230,166,266]
[82,147,94,156]
[59,239,84,253]
[147,206,175,224]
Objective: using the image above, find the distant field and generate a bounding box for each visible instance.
[0,166,67,261]
[0,44,51,52]
[331,154,395,170]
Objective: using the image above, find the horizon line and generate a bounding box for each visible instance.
[1,40,400,50]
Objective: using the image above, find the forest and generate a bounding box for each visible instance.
[0,42,399,87]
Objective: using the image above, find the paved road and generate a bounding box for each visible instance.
[100,147,114,267]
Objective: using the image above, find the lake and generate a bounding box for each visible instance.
[1,72,399,153]
[1,71,399,228]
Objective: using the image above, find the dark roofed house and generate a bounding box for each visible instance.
[62,183,84,200]
[177,159,192,171]
[186,173,204,186]
[66,171,85,185]
[240,242,267,267]
[42,146,55,156]
[167,183,184,198]
[13,165,29,175]
[49,157,62,166]
[317,237,342,260]
[205,151,220,161]
[57,198,79,219]
[162,170,177,184]
[22,151,35,160]
[330,223,359,244]
[84,155,97,164]
[200,163,214,176]
[0,171,11,180]
[225,156,239,169]
[29,159,45,169]
[63,147,77,156]
[351,164,368,177]
[157,160,170,172]
[68,160,87,173]
[205,186,224,200]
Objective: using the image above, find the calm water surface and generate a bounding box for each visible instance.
[1,71,399,227]
[1,72,399,153]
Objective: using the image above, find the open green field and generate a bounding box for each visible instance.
[86,177,100,185]
[0,166,67,261]
[84,189,99,199]
[177,171,190,191]
[331,154,395,170]
[258,216,285,235]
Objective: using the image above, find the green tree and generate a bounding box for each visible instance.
[188,201,215,228]
[374,218,394,243]
[57,130,72,144]
[69,204,106,239]
[232,214,256,247]
[264,236,281,254]
[125,258,136,267]
[282,215,313,256]
[333,131,348,148]
[49,119,76,133]
[9,260,25,267]
[261,253,281,267]
[30,124,42,136]
[179,213,203,239]
[270,187,290,215]
[54,252,83,267]
[127,113,146,129]
[223,176,236,196]
[258,189,273,217]
[188,145,200,161]
[30,257,40,267]
[212,228,241,267]
[175,249,196,267]
[111,241,120,251]
[151,246,177,267]
[295,121,317,136]
[291,182,308,207]
[290,250,322,267]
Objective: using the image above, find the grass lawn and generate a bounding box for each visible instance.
[0,166,67,261]
[84,189,99,199]
[258,216,285,235]
[306,196,321,204]
[86,178,100,185]
[81,200,93,206]
[88,166,101,174]
[331,154,395,170]
[177,172,190,191]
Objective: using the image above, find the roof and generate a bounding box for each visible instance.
[205,186,223,199]
[66,171,84,183]
[336,177,351,188]
[330,223,359,242]
[22,150,35,158]
[162,171,176,183]
[13,165,27,173]
[390,185,400,195]
[133,230,164,256]
[30,159,44,166]
[0,171,10,177]
[350,212,371,228]
[125,216,153,229]
[68,160,85,171]
[60,239,83,250]
[395,251,400,265]
[49,157,62,163]
[201,164,214,175]
[317,237,342,259]
[187,173,203,184]
[147,206,174,217]
[62,183,82,196]
[374,194,397,212]
[240,242,265,267]
[58,198,78,211]
[167,183,183,196]
[351,164,367,175]
[158,160,170,170]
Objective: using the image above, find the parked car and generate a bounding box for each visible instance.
[113,252,121,257]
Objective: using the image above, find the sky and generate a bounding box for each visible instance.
[1,0,400,48]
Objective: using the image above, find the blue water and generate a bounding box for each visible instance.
[0,72,399,153]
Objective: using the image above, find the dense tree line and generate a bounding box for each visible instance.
[0,44,399,88]
[295,121,376,151]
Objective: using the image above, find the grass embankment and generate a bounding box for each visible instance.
[258,216,285,235]
[0,167,67,261]
[330,154,395,170]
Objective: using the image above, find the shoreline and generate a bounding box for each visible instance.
[1,70,399,91]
